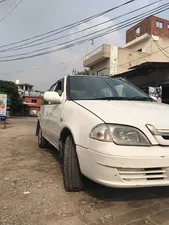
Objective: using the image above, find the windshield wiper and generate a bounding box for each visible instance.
[76,96,154,101]
[128,96,153,101]
[89,96,153,101]
[92,97,130,100]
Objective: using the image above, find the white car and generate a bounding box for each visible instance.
[37,75,169,192]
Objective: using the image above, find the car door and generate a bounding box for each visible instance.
[45,79,64,149]
[42,83,57,139]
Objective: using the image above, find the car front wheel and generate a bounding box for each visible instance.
[38,126,48,148]
[63,135,83,192]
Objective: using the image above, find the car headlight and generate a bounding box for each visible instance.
[90,124,151,146]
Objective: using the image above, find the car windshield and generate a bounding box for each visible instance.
[69,76,152,101]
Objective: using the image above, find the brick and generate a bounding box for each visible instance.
[162,222,169,225]
[111,207,153,225]
[149,209,169,224]
[127,219,150,225]
[127,199,155,209]
[90,201,130,214]
[149,201,169,213]
[78,201,131,224]
[126,15,169,43]
[46,216,84,225]
[90,206,154,225]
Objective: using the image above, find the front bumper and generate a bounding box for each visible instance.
[76,141,169,188]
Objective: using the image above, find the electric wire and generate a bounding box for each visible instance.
[1,0,162,53]
[0,4,168,61]
[0,0,135,48]
[0,0,24,24]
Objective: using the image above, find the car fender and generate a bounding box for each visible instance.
[60,101,103,148]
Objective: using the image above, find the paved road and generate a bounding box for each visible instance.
[1,118,169,225]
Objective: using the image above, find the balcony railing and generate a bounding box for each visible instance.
[83,44,111,67]
[84,45,103,60]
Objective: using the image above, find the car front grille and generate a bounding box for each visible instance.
[118,168,167,182]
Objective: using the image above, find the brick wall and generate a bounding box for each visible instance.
[24,96,43,116]
[126,16,169,43]
[126,17,152,43]
[24,96,43,105]
[151,16,169,38]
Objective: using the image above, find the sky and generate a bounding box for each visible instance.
[0,0,168,90]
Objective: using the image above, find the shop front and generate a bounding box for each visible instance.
[115,62,169,104]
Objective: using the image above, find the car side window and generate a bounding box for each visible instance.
[43,79,64,105]
[50,85,56,92]
[54,79,64,96]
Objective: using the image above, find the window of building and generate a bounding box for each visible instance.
[136,27,140,35]
[31,99,37,103]
[137,49,142,52]
[156,21,163,28]
[168,24,169,29]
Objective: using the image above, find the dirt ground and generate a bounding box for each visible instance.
[1,118,169,225]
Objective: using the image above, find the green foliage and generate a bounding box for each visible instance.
[0,80,22,113]
[76,69,90,75]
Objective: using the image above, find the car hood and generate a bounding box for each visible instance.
[76,100,169,129]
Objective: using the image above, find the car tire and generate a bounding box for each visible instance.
[38,126,48,148]
[63,135,83,192]
[59,139,64,163]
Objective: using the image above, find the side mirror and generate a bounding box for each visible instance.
[43,91,63,104]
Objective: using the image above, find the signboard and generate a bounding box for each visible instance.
[149,86,162,103]
[0,94,7,119]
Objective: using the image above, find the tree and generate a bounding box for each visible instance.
[74,69,90,75]
[0,80,23,113]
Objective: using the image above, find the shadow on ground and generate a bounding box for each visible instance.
[44,144,169,202]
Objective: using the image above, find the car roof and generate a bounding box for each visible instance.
[67,75,111,78]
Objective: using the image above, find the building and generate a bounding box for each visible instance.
[126,15,169,43]
[115,16,169,103]
[16,80,34,95]
[16,80,43,116]
[83,15,169,76]
[83,15,169,103]
[114,61,169,103]
[23,96,43,116]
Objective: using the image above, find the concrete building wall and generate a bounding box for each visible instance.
[86,36,169,76]
[84,15,169,77]
[109,46,118,75]
[117,48,150,74]
[89,58,110,76]
[122,36,169,72]
[124,34,151,53]
[87,45,150,76]
[17,84,33,92]
[149,36,169,62]
[84,44,111,68]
